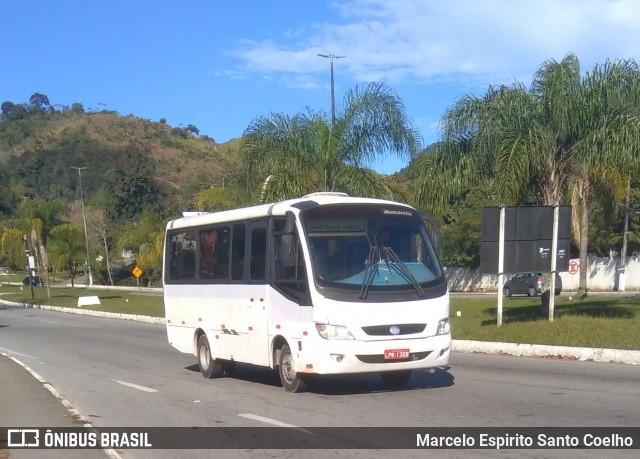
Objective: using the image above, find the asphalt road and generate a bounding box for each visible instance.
[0,305,638,459]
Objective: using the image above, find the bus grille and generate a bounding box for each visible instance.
[355,351,432,364]
[361,324,426,336]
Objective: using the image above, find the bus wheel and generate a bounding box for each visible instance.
[278,344,306,393]
[381,370,412,387]
[197,334,223,379]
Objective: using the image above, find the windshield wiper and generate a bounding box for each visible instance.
[359,245,379,300]
[383,246,425,298]
[360,232,425,299]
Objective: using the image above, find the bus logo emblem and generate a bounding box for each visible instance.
[389,326,400,335]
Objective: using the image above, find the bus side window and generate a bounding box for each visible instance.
[250,227,267,280]
[273,225,309,304]
[215,227,230,279]
[231,223,246,280]
[199,229,217,280]
[169,231,196,281]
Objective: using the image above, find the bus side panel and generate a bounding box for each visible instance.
[164,284,200,355]
[165,283,273,366]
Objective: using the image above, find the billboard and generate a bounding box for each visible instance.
[480,206,571,274]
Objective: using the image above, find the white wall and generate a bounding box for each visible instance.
[445,256,640,292]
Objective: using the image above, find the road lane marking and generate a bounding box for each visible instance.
[108,378,159,393]
[239,413,298,427]
[0,346,39,360]
[238,413,318,436]
[1,353,122,459]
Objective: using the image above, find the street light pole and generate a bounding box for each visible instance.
[318,53,345,126]
[71,166,93,288]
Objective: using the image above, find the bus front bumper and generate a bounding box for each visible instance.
[297,333,451,375]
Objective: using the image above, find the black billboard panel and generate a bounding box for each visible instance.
[480,206,571,274]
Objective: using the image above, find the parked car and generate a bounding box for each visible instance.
[22,275,43,287]
[503,272,562,297]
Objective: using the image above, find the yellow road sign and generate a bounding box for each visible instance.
[132,266,142,278]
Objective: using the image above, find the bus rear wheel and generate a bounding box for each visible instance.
[381,370,412,387]
[278,344,306,393]
[197,334,223,379]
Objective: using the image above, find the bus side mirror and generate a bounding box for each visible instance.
[279,235,296,267]
[285,212,296,234]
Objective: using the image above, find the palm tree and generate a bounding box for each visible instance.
[414,53,640,299]
[116,210,165,286]
[15,199,67,296]
[241,82,422,203]
[48,223,85,288]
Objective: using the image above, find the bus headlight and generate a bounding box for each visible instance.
[316,324,355,340]
[436,318,450,335]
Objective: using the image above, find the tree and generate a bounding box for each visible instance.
[16,199,67,296]
[104,141,167,219]
[91,209,115,286]
[194,185,238,211]
[186,124,200,136]
[414,53,640,300]
[48,223,85,288]
[70,102,84,114]
[29,93,50,110]
[116,210,165,286]
[0,224,27,269]
[1,101,14,114]
[241,82,422,202]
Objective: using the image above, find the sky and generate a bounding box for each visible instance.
[2,0,640,174]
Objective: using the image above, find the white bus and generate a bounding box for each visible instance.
[163,193,450,392]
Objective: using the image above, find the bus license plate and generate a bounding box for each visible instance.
[384,349,410,360]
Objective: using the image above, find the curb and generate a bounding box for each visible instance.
[452,339,640,365]
[0,299,165,325]
[2,299,639,365]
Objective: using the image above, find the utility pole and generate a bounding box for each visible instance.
[71,166,93,288]
[317,53,345,126]
[23,234,34,299]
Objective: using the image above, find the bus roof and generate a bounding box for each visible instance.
[166,193,415,230]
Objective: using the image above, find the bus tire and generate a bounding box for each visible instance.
[381,370,412,387]
[197,334,223,379]
[278,344,306,393]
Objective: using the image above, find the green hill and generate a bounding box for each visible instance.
[0,102,243,217]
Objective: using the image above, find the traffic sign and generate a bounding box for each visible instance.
[568,260,579,275]
[132,266,142,278]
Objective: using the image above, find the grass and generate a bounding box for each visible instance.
[2,283,639,350]
[0,284,164,317]
[450,295,640,350]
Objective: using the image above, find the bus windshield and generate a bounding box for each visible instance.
[300,203,445,300]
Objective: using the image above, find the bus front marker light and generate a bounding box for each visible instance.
[437,318,450,335]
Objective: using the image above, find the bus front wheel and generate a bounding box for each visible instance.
[278,344,306,393]
[197,334,223,379]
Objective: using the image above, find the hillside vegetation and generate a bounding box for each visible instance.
[0,100,241,217]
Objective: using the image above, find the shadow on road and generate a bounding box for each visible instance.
[185,363,454,395]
